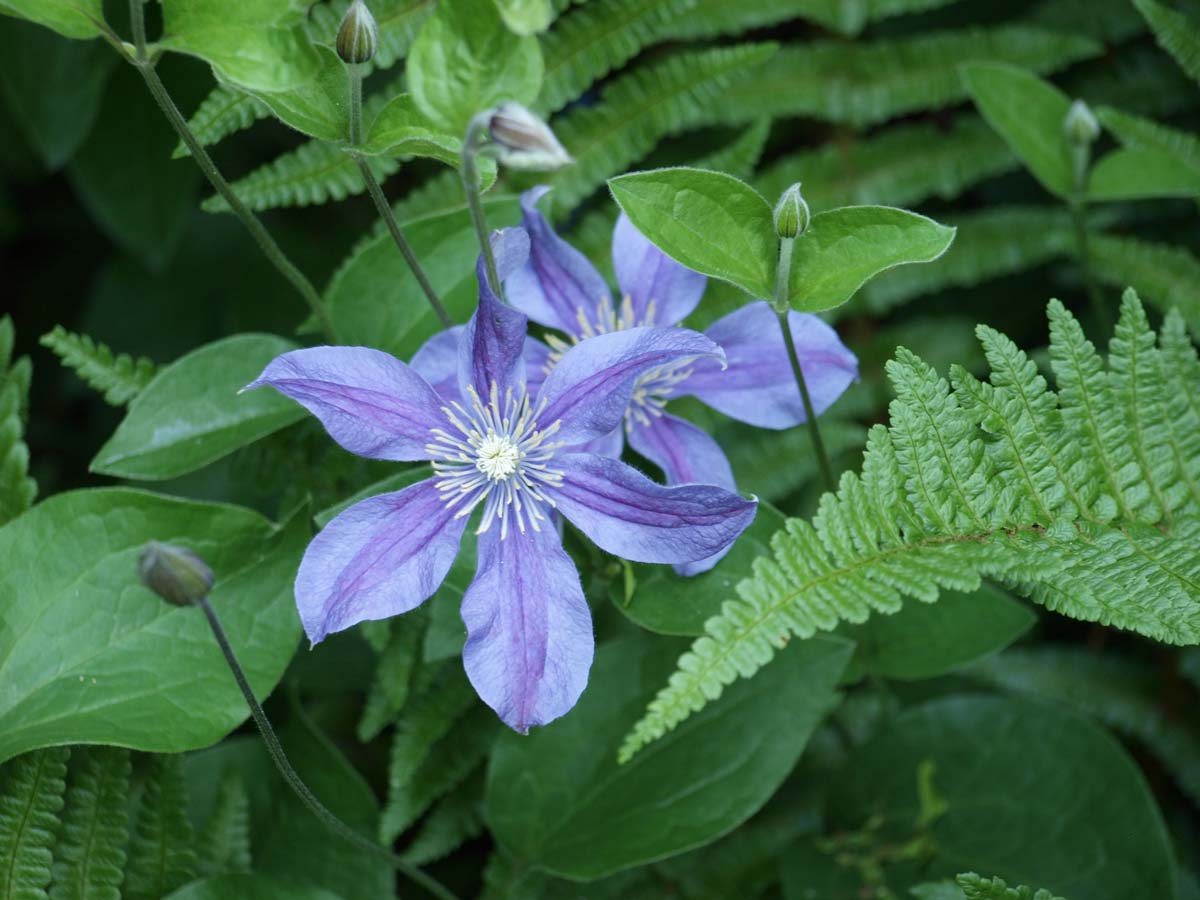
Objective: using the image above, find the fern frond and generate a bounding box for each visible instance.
[1133,0,1200,85]
[671,0,963,39]
[757,116,1014,212]
[309,0,433,71]
[121,756,197,900]
[1097,106,1200,178]
[536,0,697,114]
[196,768,251,878]
[1160,311,1200,508]
[400,769,484,866]
[1066,46,1196,119]
[957,873,1067,900]
[718,27,1100,127]
[358,615,427,742]
[545,42,777,216]
[0,317,35,527]
[1026,0,1147,44]
[619,294,1200,761]
[172,85,270,159]
[48,748,130,900]
[39,327,155,407]
[692,119,771,181]
[1089,235,1200,336]
[0,748,69,900]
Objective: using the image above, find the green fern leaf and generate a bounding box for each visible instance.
[536,0,697,114]
[48,748,131,900]
[672,0,964,39]
[718,27,1101,127]
[39,327,155,407]
[121,756,197,900]
[309,0,434,71]
[544,42,777,216]
[400,769,484,866]
[172,85,270,159]
[0,317,35,527]
[196,768,251,878]
[0,748,69,900]
[1160,310,1200,509]
[957,872,1068,900]
[1089,234,1200,336]
[1027,0,1147,44]
[358,614,427,742]
[620,294,1200,761]
[1133,0,1200,85]
[1098,106,1200,180]
[757,115,1014,213]
[692,119,771,181]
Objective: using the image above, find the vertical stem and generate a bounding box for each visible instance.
[1068,197,1110,336]
[773,236,836,493]
[348,64,364,147]
[462,113,501,297]
[128,0,146,60]
[198,597,461,900]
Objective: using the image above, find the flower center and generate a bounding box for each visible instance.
[426,382,564,538]
[627,363,693,427]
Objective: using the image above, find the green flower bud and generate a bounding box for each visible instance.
[487,102,572,171]
[337,0,378,66]
[774,183,810,239]
[1063,99,1100,146]
[138,541,213,607]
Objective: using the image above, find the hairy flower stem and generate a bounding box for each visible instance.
[773,236,835,493]
[462,113,501,297]
[346,68,451,328]
[198,596,461,900]
[125,0,338,343]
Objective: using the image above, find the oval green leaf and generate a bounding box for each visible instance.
[609,167,777,299]
[0,0,104,40]
[92,333,305,481]
[485,631,853,880]
[0,489,306,765]
[787,205,955,312]
[1088,146,1200,200]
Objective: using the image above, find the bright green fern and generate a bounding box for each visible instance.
[49,748,131,900]
[195,768,252,878]
[1133,0,1200,86]
[619,291,1200,761]
[172,86,270,160]
[0,317,36,527]
[121,756,197,900]
[957,872,1068,900]
[39,327,155,407]
[0,748,69,900]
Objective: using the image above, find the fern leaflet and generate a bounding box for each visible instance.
[0,317,35,527]
[48,748,130,900]
[692,119,771,182]
[670,0,964,39]
[172,86,270,159]
[120,756,196,900]
[1133,0,1200,86]
[39,327,155,407]
[620,292,1200,761]
[358,614,427,742]
[0,748,69,900]
[957,872,1068,900]
[400,769,484,866]
[196,768,251,878]
[1097,106,1200,178]
[1089,234,1200,336]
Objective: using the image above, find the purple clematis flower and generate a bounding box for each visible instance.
[491,187,859,574]
[245,228,757,733]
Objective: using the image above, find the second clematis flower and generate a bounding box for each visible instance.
[496,187,859,573]
[246,228,756,733]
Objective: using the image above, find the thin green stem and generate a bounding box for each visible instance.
[198,597,461,900]
[773,236,836,493]
[127,0,146,60]
[1068,197,1110,336]
[462,113,500,297]
[348,64,364,147]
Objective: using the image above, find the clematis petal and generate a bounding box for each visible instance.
[573,425,625,458]
[683,301,858,429]
[627,413,739,576]
[460,522,593,733]
[612,212,706,326]
[549,452,756,564]
[506,186,611,336]
[411,325,465,405]
[246,346,445,461]
[295,478,468,643]
[459,227,532,399]
[537,326,724,447]
[522,334,553,401]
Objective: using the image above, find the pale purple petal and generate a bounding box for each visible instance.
[536,326,724,447]
[684,301,858,429]
[296,478,467,643]
[459,228,531,399]
[522,335,552,401]
[612,212,706,326]
[245,346,443,461]
[573,425,624,458]
[627,413,738,576]
[506,186,611,336]
[460,523,593,733]
[549,452,756,564]
[411,326,465,405]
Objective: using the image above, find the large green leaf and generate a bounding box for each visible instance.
[961,62,1074,198]
[245,45,348,143]
[608,168,778,299]
[92,334,305,481]
[360,94,466,170]
[0,0,104,39]
[159,0,321,93]
[0,489,306,764]
[788,206,956,312]
[407,0,542,135]
[495,0,552,35]
[830,695,1177,900]
[485,632,852,880]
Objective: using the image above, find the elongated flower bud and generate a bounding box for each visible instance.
[337,0,378,65]
[486,102,572,171]
[774,183,810,239]
[1063,99,1099,146]
[138,541,213,606]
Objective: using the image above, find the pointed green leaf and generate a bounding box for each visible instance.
[1088,145,1200,199]
[360,94,467,170]
[0,0,104,40]
[245,45,348,143]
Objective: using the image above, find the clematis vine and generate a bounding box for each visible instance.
[482,187,858,573]
[246,229,756,733]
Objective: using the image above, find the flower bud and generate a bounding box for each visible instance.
[1063,99,1099,146]
[486,102,572,171]
[336,0,378,66]
[774,183,810,239]
[138,541,213,607]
